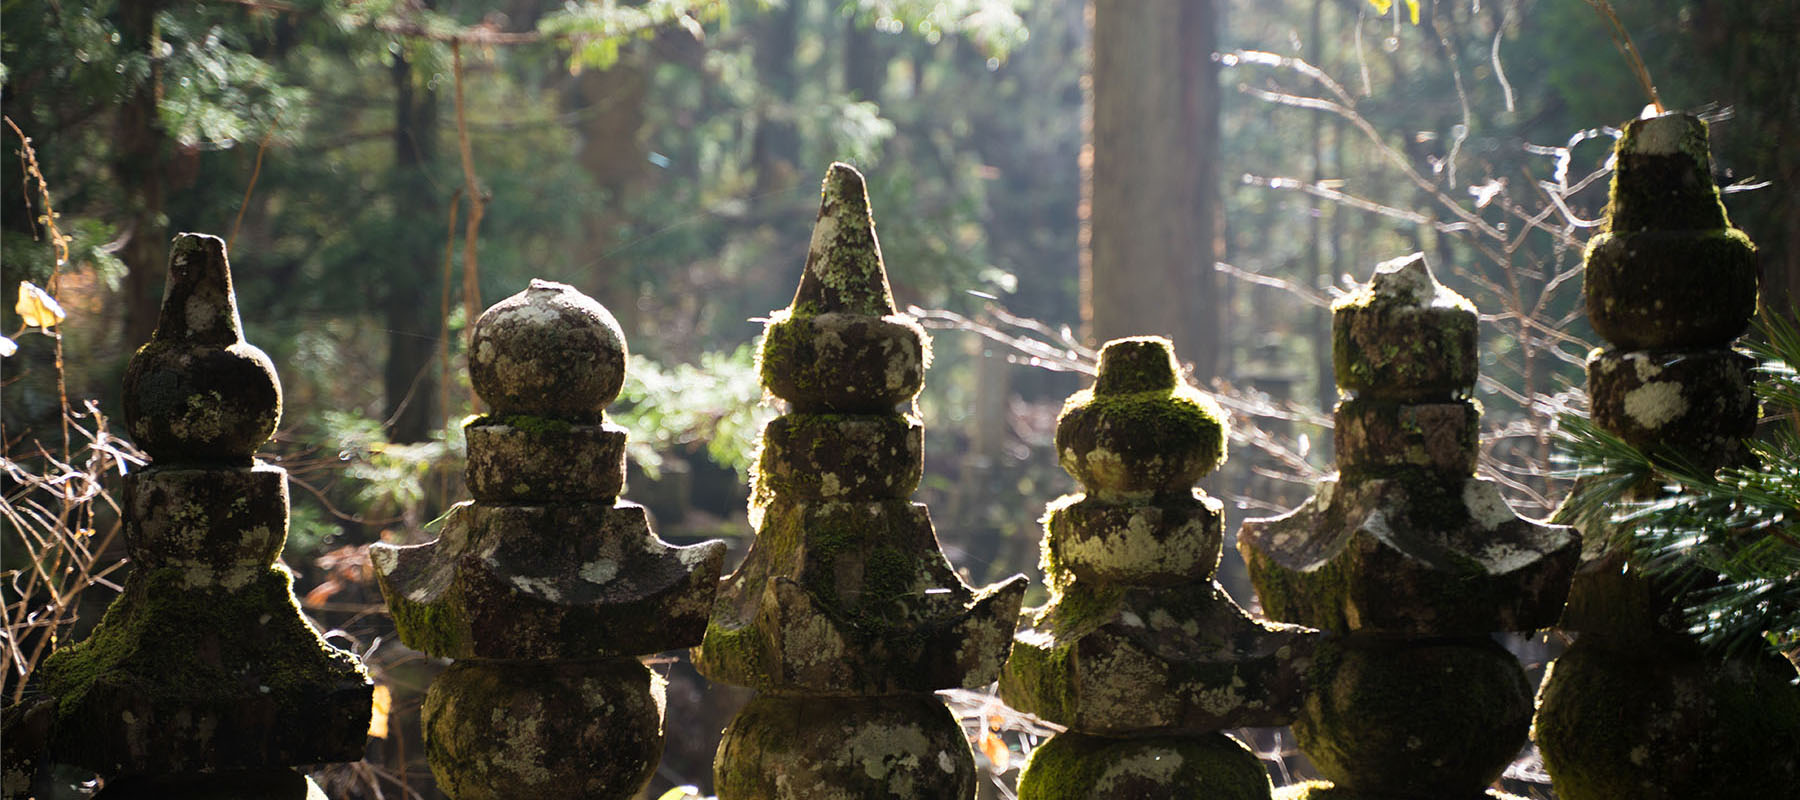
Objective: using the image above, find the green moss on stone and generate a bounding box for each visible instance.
[1016,731,1271,800]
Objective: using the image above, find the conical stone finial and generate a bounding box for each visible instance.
[1533,112,1800,800]
[373,281,726,799]
[37,234,371,793]
[1240,254,1577,800]
[1001,337,1316,800]
[122,234,281,464]
[697,163,1027,799]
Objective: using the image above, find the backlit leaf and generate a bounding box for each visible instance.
[16,281,65,329]
[367,683,391,739]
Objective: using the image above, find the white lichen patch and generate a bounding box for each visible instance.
[579,559,619,585]
[1623,380,1688,429]
[508,574,564,602]
[1096,749,1186,793]
[1462,480,1517,531]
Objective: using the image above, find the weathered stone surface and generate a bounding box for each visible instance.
[1536,111,1800,800]
[1294,638,1532,799]
[759,311,926,413]
[468,279,626,422]
[463,418,627,503]
[713,694,975,800]
[122,234,280,464]
[1583,229,1757,350]
[375,501,724,660]
[1607,113,1730,235]
[1239,476,1578,635]
[1055,339,1227,498]
[423,659,665,800]
[1533,633,1800,800]
[1006,337,1313,798]
[696,501,1023,694]
[1585,347,1756,469]
[1016,732,1272,800]
[705,164,1025,798]
[1334,398,1478,476]
[40,567,371,776]
[1001,581,1314,733]
[38,234,371,781]
[1331,253,1477,400]
[123,465,287,588]
[754,413,923,500]
[1043,491,1223,587]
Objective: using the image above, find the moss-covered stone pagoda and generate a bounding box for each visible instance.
[1239,253,1579,800]
[694,162,1027,799]
[1000,336,1317,799]
[1532,111,1800,800]
[372,279,727,799]
[36,233,372,798]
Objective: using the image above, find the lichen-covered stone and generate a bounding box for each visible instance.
[753,413,923,500]
[696,499,1023,694]
[1583,229,1757,349]
[1533,633,1800,800]
[1585,347,1756,469]
[713,694,975,800]
[1330,253,1477,400]
[1055,338,1226,498]
[1293,637,1532,799]
[1016,731,1272,800]
[375,500,724,660]
[463,418,627,503]
[123,465,287,588]
[759,310,927,413]
[1001,581,1314,733]
[1239,476,1578,635]
[38,567,371,776]
[1334,398,1479,476]
[1607,113,1730,234]
[1005,337,1313,798]
[374,280,725,799]
[423,659,666,800]
[122,234,280,464]
[705,164,1025,797]
[37,234,371,782]
[1042,491,1223,588]
[468,279,626,422]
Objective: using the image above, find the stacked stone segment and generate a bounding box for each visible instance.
[1532,112,1800,800]
[1239,253,1577,800]
[695,163,1026,799]
[36,234,372,789]
[373,279,726,799]
[1000,337,1316,799]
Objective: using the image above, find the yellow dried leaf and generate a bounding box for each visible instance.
[367,683,392,739]
[1367,0,1393,14]
[16,281,65,329]
[1406,0,1421,25]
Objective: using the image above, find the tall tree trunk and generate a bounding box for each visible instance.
[118,0,171,349]
[751,0,804,197]
[1082,0,1222,379]
[384,49,440,444]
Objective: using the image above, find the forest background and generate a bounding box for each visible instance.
[3,0,1797,797]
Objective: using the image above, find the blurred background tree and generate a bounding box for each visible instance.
[4,0,1795,796]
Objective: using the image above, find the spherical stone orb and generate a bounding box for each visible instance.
[123,340,282,464]
[1016,731,1272,800]
[469,279,626,421]
[423,659,665,800]
[714,694,976,800]
[1293,637,1532,799]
